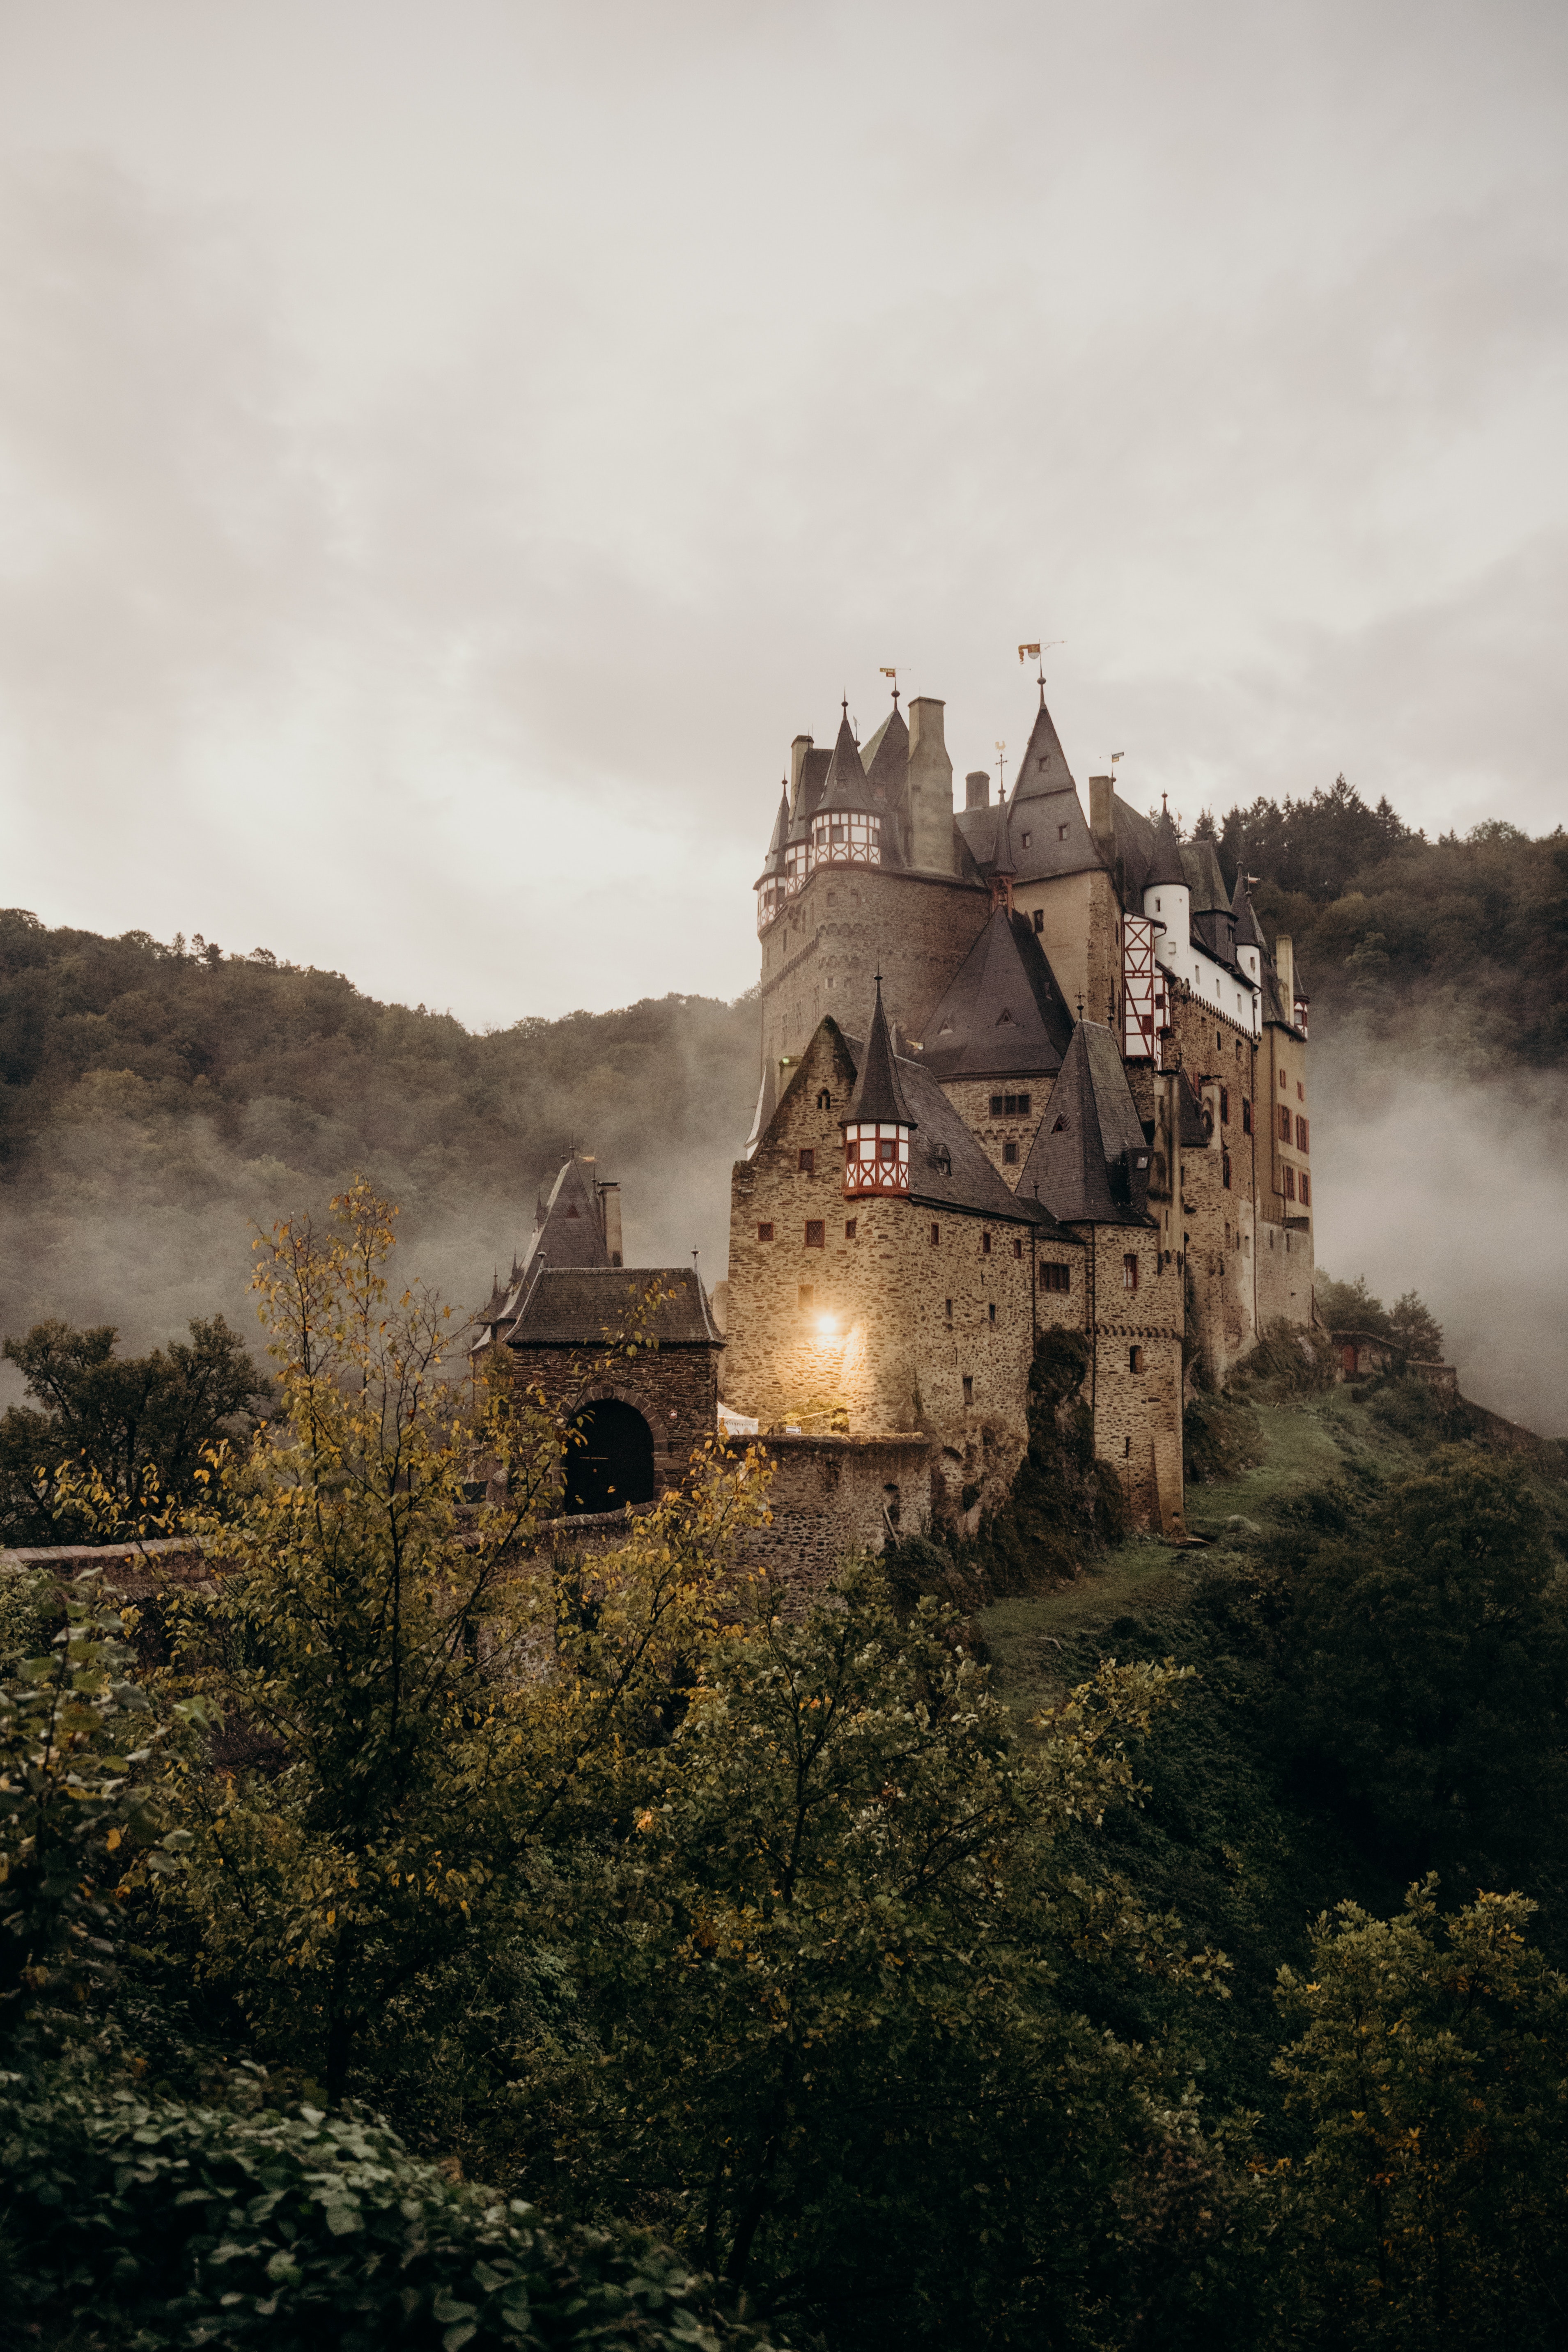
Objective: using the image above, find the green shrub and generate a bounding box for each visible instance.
[0,2080,784,2351]
[1183,1392,1267,1485]
[1240,1318,1337,1397]
[976,1329,1127,1590]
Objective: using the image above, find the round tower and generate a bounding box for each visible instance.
[842,976,916,1198]
[810,701,882,870]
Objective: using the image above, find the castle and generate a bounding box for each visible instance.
[482,668,1315,1558]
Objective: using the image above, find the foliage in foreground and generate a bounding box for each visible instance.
[0,2081,784,2352]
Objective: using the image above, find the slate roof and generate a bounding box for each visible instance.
[792,745,831,824]
[1144,803,1186,890]
[1006,693,1106,886]
[505,1265,723,1349]
[833,1023,1067,1230]
[859,700,909,864]
[919,908,1074,1081]
[844,981,916,1128]
[523,1152,609,1275]
[1111,794,1157,898]
[757,786,788,883]
[1181,836,1231,914]
[816,708,877,816]
[1231,869,1266,951]
[1016,1022,1154,1228]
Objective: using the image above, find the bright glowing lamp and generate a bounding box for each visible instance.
[816,1313,837,1337]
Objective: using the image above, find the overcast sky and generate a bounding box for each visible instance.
[0,0,1564,1026]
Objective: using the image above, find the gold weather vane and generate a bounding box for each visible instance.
[879,665,900,708]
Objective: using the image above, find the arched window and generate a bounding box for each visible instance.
[816,1088,832,1109]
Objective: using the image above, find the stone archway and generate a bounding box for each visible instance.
[563,1395,656,1515]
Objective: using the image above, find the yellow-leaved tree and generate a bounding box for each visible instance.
[141,1179,769,2105]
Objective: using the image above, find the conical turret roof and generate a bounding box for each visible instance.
[920,907,1074,1080]
[758,785,789,879]
[1144,801,1186,889]
[844,978,916,1129]
[1000,688,1105,885]
[817,704,876,815]
[1231,868,1266,951]
[860,698,909,801]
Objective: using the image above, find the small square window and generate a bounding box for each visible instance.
[757,1222,774,1242]
[845,1218,857,1239]
[798,1147,815,1175]
[962,1375,974,1405]
[805,1220,825,1248]
[1002,1139,1018,1165]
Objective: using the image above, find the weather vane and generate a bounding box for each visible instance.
[879,664,900,708]
[994,740,1008,794]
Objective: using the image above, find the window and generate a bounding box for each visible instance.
[1297,1081,1305,1101]
[1012,1237,1023,1259]
[1041,1261,1070,1293]
[1220,1086,1230,1124]
[1222,1148,1232,1190]
[1279,1069,1287,1089]
[877,1136,897,1163]
[1022,831,1032,847]
[988,1302,997,1326]
[1058,823,1068,840]
[987,1091,1031,1115]
[757,1222,774,1242]
[944,1298,953,1322]
[1033,909,1044,934]
[1002,1139,1018,1165]
[845,1218,857,1239]
[1129,1346,1144,1373]
[982,1232,992,1255]
[798,1285,815,1309]
[930,1221,941,1246]
[1299,1172,1311,1207]
[1296,1115,1310,1153]
[805,1220,825,1248]
[798,1147,815,1175]
[1236,1040,1242,1059]
[1283,1166,1296,1201]
[1278,1105,1292,1142]
[962,1375,974,1405]
[816,1088,832,1109]
[1123,1253,1139,1291]
[1242,1099,1253,1136]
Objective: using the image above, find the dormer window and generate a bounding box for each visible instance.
[1022,831,1032,848]
[844,1119,911,1196]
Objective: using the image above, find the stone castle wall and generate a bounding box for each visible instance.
[759,865,991,1074]
[502,1341,720,1499]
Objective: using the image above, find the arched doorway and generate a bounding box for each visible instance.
[563,1397,656,1515]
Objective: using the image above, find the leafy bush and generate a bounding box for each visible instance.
[0,2081,784,2351]
[1183,1392,1267,1486]
[1239,1317,1337,1396]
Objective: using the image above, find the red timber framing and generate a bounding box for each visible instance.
[843,1120,911,1196]
[810,810,882,867]
[1123,914,1157,1059]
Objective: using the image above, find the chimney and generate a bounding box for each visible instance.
[964,770,990,810]
[1275,934,1294,1008]
[1089,775,1115,859]
[597,1181,623,1267]
[789,734,813,806]
[906,696,954,872]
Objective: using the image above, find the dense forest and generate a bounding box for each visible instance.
[3,1196,1568,2350]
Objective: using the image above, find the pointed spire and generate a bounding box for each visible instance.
[762,784,789,874]
[818,702,871,811]
[844,975,916,1130]
[1231,865,1266,950]
[1145,796,1185,889]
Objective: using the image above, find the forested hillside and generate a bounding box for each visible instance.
[0,910,760,1356]
[1199,778,1568,1069]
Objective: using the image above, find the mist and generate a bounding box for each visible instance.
[1313,1028,1568,1436]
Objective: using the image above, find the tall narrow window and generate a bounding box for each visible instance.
[988,1302,996,1326]
[1012,1238,1023,1259]
[1278,1105,1292,1142]
[989,1095,1004,1116]
[805,1220,825,1248]
[982,1232,992,1255]
[1002,1139,1018,1165]
[1129,1346,1144,1373]
[930,1222,941,1246]
[1299,1172,1311,1207]
[962,1375,974,1405]
[1297,1115,1310,1153]
[1033,910,1044,934]
[1222,1149,1232,1190]
[1283,1166,1296,1201]
[1220,1086,1230,1124]
[1242,1099,1253,1136]
[944,1298,953,1322]
[1123,1253,1139,1291]
[844,1218,857,1239]
[798,1147,815,1175]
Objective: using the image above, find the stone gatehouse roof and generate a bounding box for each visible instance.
[503,1265,723,1349]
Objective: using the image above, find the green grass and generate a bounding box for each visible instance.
[979,1387,1446,1719]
